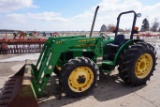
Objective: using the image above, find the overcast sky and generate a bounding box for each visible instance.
[0,0,160,31]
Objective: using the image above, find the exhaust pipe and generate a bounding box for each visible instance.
[89,6,99,37]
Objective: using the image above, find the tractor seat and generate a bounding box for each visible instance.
[106,34,125,48]
[104,34,125,60]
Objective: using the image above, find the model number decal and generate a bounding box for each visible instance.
[56,41,62,44]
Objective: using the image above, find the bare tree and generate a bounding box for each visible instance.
[106,24,115,31]
[150,18,159,32]
[100,24,125,32]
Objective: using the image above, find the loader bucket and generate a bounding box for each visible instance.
[0,64,38,107]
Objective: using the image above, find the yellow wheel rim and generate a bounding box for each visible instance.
[68,66,94,92]
[135,53,153,79]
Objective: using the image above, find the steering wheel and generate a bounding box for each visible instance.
[99,32,109,38]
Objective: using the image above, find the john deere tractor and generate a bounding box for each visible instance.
[0,6,156,107]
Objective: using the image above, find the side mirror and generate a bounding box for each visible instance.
[137,13,141,17]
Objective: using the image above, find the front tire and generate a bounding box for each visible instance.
[60,57,99,97]
[118,42,157,85]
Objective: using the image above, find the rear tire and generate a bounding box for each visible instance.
[118,42,157,85]
[60,57,99,97]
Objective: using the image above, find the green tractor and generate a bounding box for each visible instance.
[0,6,157,107]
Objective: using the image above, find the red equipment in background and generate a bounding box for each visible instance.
[0,31,46,54]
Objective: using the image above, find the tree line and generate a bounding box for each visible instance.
[101,18,160,32]
[141,18,160,32]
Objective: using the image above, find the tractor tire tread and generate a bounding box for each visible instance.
[118,42,157,86]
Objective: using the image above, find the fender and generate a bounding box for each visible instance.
[114,39,144,65]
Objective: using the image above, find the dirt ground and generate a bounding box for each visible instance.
[0,50,160,107]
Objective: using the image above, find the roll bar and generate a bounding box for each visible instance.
[115,10,140,39]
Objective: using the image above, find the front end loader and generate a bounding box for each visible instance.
[0,6,157,107]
